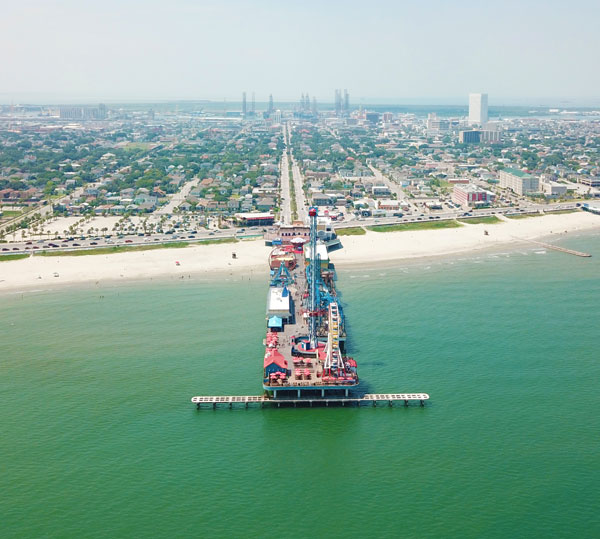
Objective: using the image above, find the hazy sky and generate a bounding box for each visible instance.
[2,0,599,104]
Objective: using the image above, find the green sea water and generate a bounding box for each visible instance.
[2,233,600,538]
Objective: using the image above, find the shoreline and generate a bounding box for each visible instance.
[1,212,599,294]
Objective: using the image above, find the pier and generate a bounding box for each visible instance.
[191,393,430,409]
[515,237,592,257]
[190,207,429,411]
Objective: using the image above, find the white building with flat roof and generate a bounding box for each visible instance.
[469,93,488,126]
[499,168,539,195]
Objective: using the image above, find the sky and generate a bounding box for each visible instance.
[1,0,599,105]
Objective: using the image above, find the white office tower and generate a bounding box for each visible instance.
[469,93,488,126]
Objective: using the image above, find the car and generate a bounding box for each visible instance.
[208,232,215,236]
[12,247,19,251]
[33,246,40,250]
[26,241,32,245]
[188,235,194,238]
[1,248,8,251]
[73,243,80,246]
[125,239,133,243]
[153,238,159,241]
[90,242,98,245]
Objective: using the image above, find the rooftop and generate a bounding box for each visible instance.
[503,168,533,179]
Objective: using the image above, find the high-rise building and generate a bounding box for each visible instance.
[343,89,349,114]
[242,92,247,117]
[334,89,342,115]
[469,93,488,126]
[268,94,274,115]
[499,168,539,195]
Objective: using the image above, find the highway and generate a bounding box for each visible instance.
[0,226,264,255]
[334,202,582,230]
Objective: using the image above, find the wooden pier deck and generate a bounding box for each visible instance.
[191,393,430,408]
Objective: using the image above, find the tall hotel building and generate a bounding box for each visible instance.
[469,93,488,126]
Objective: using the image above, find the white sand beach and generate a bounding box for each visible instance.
[1,212,599,292]
[329,212,600,266]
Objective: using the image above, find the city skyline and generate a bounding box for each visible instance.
[2,0,599,104]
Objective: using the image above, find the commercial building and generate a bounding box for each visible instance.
[377,199,400,211]
[234,212,274,226]
[499,168,539,195]
[459,130,481,144]
[427,113,450,132]
[452,184,496,207]
[541,181,567,196]
[468,93,488,126]
[481,129,501,142]
[579,177,600,188]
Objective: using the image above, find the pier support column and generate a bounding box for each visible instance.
[274,390,277,399]
[404,400,408,407]
[196,403,200,410]
[245,402,248,409]
[373,401,376,407]
[229,403,232,409]
[345,389,348,397]
[420,400,424,407]
[321,389,325,397]
[389,400,393,407]
[297,389,301,398]
[213,403,216,410]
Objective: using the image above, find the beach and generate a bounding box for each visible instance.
[1,212,599,292]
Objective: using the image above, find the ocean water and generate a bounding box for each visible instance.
[1,233,600,538]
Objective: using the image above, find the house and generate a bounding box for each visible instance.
[256,197,276,211]
[311,193,333,206]
[263,349,288,377]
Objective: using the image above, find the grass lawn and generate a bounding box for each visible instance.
[37,238,237,257]
[505,213,544,219]
[457,216,502,225]
[367,220,462,232]
[544,209,579,216]
[0,253,29,261]
[0,210,23,218]
[335,227,366,236]
[507,209,579,219]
